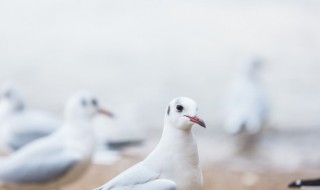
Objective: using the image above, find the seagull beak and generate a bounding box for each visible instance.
[97,108,114,118]
[184,115,206,128]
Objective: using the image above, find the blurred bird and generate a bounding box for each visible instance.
[95,97,206,190]
[289,178,320,189]
[224,57,269,135]
[0,82,61,152]
[0,92,113,190]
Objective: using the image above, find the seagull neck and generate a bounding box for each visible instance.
[65,116,91,131]
[160,124,194,146]
[65,113,91,123]
[63,117,95,147]
[155,123,198,159]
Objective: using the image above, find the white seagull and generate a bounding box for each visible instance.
[0,92,113,190]
[224,57,268,135]
[0,83,61,151]
[289,178,320,189]
[95,97,206,190]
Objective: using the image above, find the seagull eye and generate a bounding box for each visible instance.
[176,105,184,112]
[92,99,98,106]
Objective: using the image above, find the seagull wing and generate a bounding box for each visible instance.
[4,131,52,150]
[0,135,79,184]
[3,111,61,150]
[96,163,176,190]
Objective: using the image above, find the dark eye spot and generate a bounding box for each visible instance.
[81,99,87,106]
[92,99,98,106]
[176,105,184,112]
[167,106,170,115]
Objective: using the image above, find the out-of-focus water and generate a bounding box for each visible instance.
[0,0,320,133]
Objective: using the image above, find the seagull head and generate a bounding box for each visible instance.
[0,82,25,113]
[165,97,206,130]
[65,91,113,121]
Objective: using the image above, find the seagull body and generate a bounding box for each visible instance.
[225,58,268,135]
[0,92,113,190]
[0,123,94,190]
[0,83,61,151]
[96,97,205,190]
[289,178,320,189]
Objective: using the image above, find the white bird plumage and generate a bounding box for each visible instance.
[224,57,269,135]
[95,97,206,190]
[0,83,61,152]
[0,91,113,190]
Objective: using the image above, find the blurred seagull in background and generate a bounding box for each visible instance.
[95,97,205,190]
[0,92,113,190]
[224,57,269,134]
[0,82,61,152]
[289,178,320,189]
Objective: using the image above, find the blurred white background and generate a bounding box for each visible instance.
[0,0,320,133]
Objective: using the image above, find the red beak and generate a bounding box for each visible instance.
[97,108,114,118]
[184,115,206,128]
